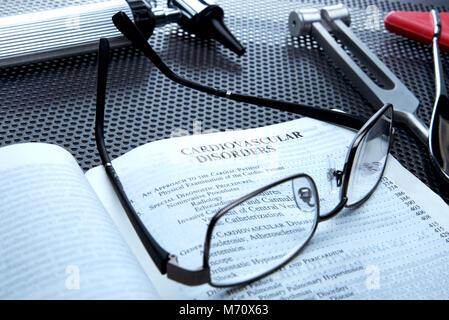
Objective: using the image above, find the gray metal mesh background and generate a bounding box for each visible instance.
[1,0,448,203]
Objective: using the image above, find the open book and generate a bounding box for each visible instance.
[1,117,448,299]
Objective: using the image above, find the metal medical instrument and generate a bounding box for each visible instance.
[289,4,428,146]
[0,0,244,68]
[429,9,449,181]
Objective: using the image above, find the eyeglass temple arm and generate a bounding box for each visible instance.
[112,11,367,131]
[95,37,172,274]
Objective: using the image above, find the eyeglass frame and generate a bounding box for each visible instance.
[188,103,393,287]
[95,15,394,287]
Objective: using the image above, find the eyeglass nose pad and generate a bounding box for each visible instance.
[327,155,336,194]
[327,155,341,193]
[292,176,318,213]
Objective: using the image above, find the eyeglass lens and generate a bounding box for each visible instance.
[346,107,393,206]
[206,175,319,287]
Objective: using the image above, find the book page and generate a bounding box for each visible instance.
[86,118,449,299]
[0,143,159,299]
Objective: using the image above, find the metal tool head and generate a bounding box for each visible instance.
[320,4,351,26]
[289,5,351,38]
[289,3,427,146]
[167,0,245,55]
[289,8,321,37]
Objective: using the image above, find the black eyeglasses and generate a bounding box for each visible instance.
[95,13,394,287]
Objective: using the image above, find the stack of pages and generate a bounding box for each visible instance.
[1,117,448,299]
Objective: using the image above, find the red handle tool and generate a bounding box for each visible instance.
[385,11,449,52]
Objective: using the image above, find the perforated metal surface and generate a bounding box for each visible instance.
[0,0,448,203]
